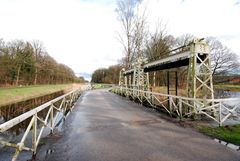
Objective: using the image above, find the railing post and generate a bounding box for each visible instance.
[63,97,68,120]
[12,151,20,161]
[32,114,37,155]
[169,97,173,116]
[179,98,183,119]
[50,105,54,134]
[219,102,222,126]
[69,93,73,106]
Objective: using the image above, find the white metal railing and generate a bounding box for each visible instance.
[112,87,240,126]
[0,88,83,161]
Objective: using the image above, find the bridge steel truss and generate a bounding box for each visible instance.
[117,39,240,125]
[0,88,85,161]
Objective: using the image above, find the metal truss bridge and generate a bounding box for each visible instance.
[116,39,240,126]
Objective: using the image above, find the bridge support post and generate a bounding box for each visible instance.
[187,39,214,117]
[132,57,149,102]
[119,68,125,95]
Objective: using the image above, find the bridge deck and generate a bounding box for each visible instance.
[35,89,239,161]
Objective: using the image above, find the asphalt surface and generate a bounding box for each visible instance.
[36,89,240,161]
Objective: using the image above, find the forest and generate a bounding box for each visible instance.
[0,39,85,87]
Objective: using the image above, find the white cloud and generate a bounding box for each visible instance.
[0,0,123,76]
[0,0,240,80]
[140,0,240,55]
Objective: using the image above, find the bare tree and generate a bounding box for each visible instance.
[174,34,196,48]
[145,23,174,87]
[145,22,173,61]
[206,37,240,76]
[0,38,80,86]
[31,40,45,85]
[131,8,148,61]
[116,0,143,68]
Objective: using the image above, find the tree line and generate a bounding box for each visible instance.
[91,0,240,85]
[0,39,85,87]
[91,65,121,84]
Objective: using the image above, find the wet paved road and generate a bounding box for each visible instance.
[36,89,240,161]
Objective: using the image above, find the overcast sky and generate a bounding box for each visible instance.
[0,0,239,80]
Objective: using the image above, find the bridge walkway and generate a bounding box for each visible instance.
[36,89,240,161]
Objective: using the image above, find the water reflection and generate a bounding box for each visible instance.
[213,89,240,124]
[0,89,78,161]
[214,89,240,98]
[0,91,64,136]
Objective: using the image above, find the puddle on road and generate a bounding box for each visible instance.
[129,119,162,126]
[73,119,162,134]
[121,119,162,127]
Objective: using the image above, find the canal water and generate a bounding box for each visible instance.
[214,89,240,98]
[0,90,73,161]
[0,90,64,133]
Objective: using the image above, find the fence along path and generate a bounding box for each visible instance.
[112,87,240,126]
[0,85,90,161]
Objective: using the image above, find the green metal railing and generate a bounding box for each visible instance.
[112,87,240,126]
[0,88,83,161]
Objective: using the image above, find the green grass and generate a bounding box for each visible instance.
[214,84,240,91]
[0,84,74,107]
[198,124,240,145]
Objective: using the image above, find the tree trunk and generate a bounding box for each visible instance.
[16,65,21,86]
[34,68,38,85]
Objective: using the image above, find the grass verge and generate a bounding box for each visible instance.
[198,124,240,145]
[0,84,74,107]
[214,84,240,91]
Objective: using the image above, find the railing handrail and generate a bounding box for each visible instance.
[114,86,240,126]
[0,88,80,133]
[119,86,240,102]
